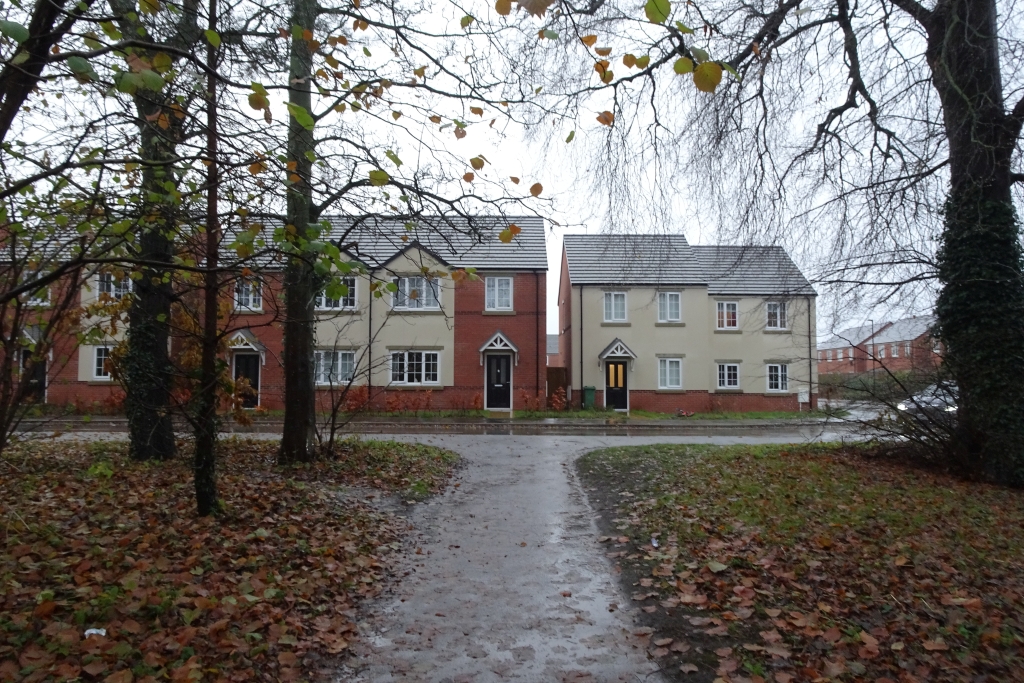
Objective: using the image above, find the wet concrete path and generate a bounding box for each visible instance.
[340,432,833,682]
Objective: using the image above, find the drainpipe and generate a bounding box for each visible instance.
[535,270,540,395]
[579,284,583,408]
[367,273,373,400]
[806,295,813,410]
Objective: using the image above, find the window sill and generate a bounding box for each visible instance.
[766,390,791,394]
[763,329,791,334]
[386,384,443,390]
[483,310,516,316]
[392,309,444,315]
[317,308,359,315]
[714,329,742,334]
[714,388,743,393]
[656,388,686,393]
[601,322,630,327]
[234,308,265,315]
[655,322,685,327]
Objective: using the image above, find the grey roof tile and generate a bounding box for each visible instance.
[322,215,547,271]
[869,316,935,344]
[562,235,815,296]
[562,234,705,285]
[691,245,816,296]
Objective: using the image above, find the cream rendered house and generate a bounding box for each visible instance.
[559,235,817,413]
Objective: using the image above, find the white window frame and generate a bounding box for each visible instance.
[837,348,843,361]
[234,279,263,311]
[905,341,912,357]
[485,276,513,311]
[817,351,823,362]
[657,292,681,323]
[658,358,683,389]
[94,346,112,380]
[765,301,788,330]
[891,343,899,358]
[23,271,50,307]
[98,272,133,300]
[716,301,738,329]
[316,276,356,311]
[877,344,886,359]
[767,363,789,392]
[390,350,440,385]
[717,363,739,389]
[392,276,440,310]
[315,349,355,385]
[603,291,627,322]
[826,349,832,361]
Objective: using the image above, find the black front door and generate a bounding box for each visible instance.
[605,360,628,410]
[233,353,260,408]
[485,354,512,409]
[21,349,45,403]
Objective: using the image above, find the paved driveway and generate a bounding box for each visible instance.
[340,432,830,682]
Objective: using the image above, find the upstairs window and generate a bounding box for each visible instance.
[658,292,681,322]
[603,292,626,321]
[393,277,440,309]
[98,273,133,300]
[316,277,356,310]
[315,350,355,385]
[826,349,832,361]
[717,363,739,389]
[905,341,912,356]
[837,348,844,361]
[485,277,513,310]
[235,279,262,311]
[766,302,787,329]
[716,302,738,329]
[877,344,886,359]
[22,271,50,307]
[817,351,823,362]
[767,364,789,391]
[390,351,439,384]
[891,343,899,358]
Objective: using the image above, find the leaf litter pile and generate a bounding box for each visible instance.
[577,444,1024,682]
[1,437,457,682]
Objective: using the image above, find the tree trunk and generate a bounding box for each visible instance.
[194,0,220,516]
[123,99,178,462]
[277,0,318,465]
[928,0,1024,485]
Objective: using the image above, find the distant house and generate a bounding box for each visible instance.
[817,322,890,375]
[546,333,562,367]
[817,315,939,376]
[559,235,818,412]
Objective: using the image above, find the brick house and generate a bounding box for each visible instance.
[559,235,818,412]
[41,216,548,413]
[818,315,939,377]
[816,322,889,375]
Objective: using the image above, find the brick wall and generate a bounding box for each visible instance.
[452,271,546,410]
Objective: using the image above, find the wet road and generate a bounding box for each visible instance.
[338,433,835,682]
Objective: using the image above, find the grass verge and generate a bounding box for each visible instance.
[0,437,457,682]
[577,444,1024,682]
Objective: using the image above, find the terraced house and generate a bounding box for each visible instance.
[557,235,818,412]
[41,216,548,413]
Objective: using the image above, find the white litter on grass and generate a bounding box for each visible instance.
[650,537,659,548]
[84,628,106,638]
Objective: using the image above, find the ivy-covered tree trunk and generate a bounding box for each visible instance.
[123,100,178,463]
[277,0,318,465]
[928,0,1024,486]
